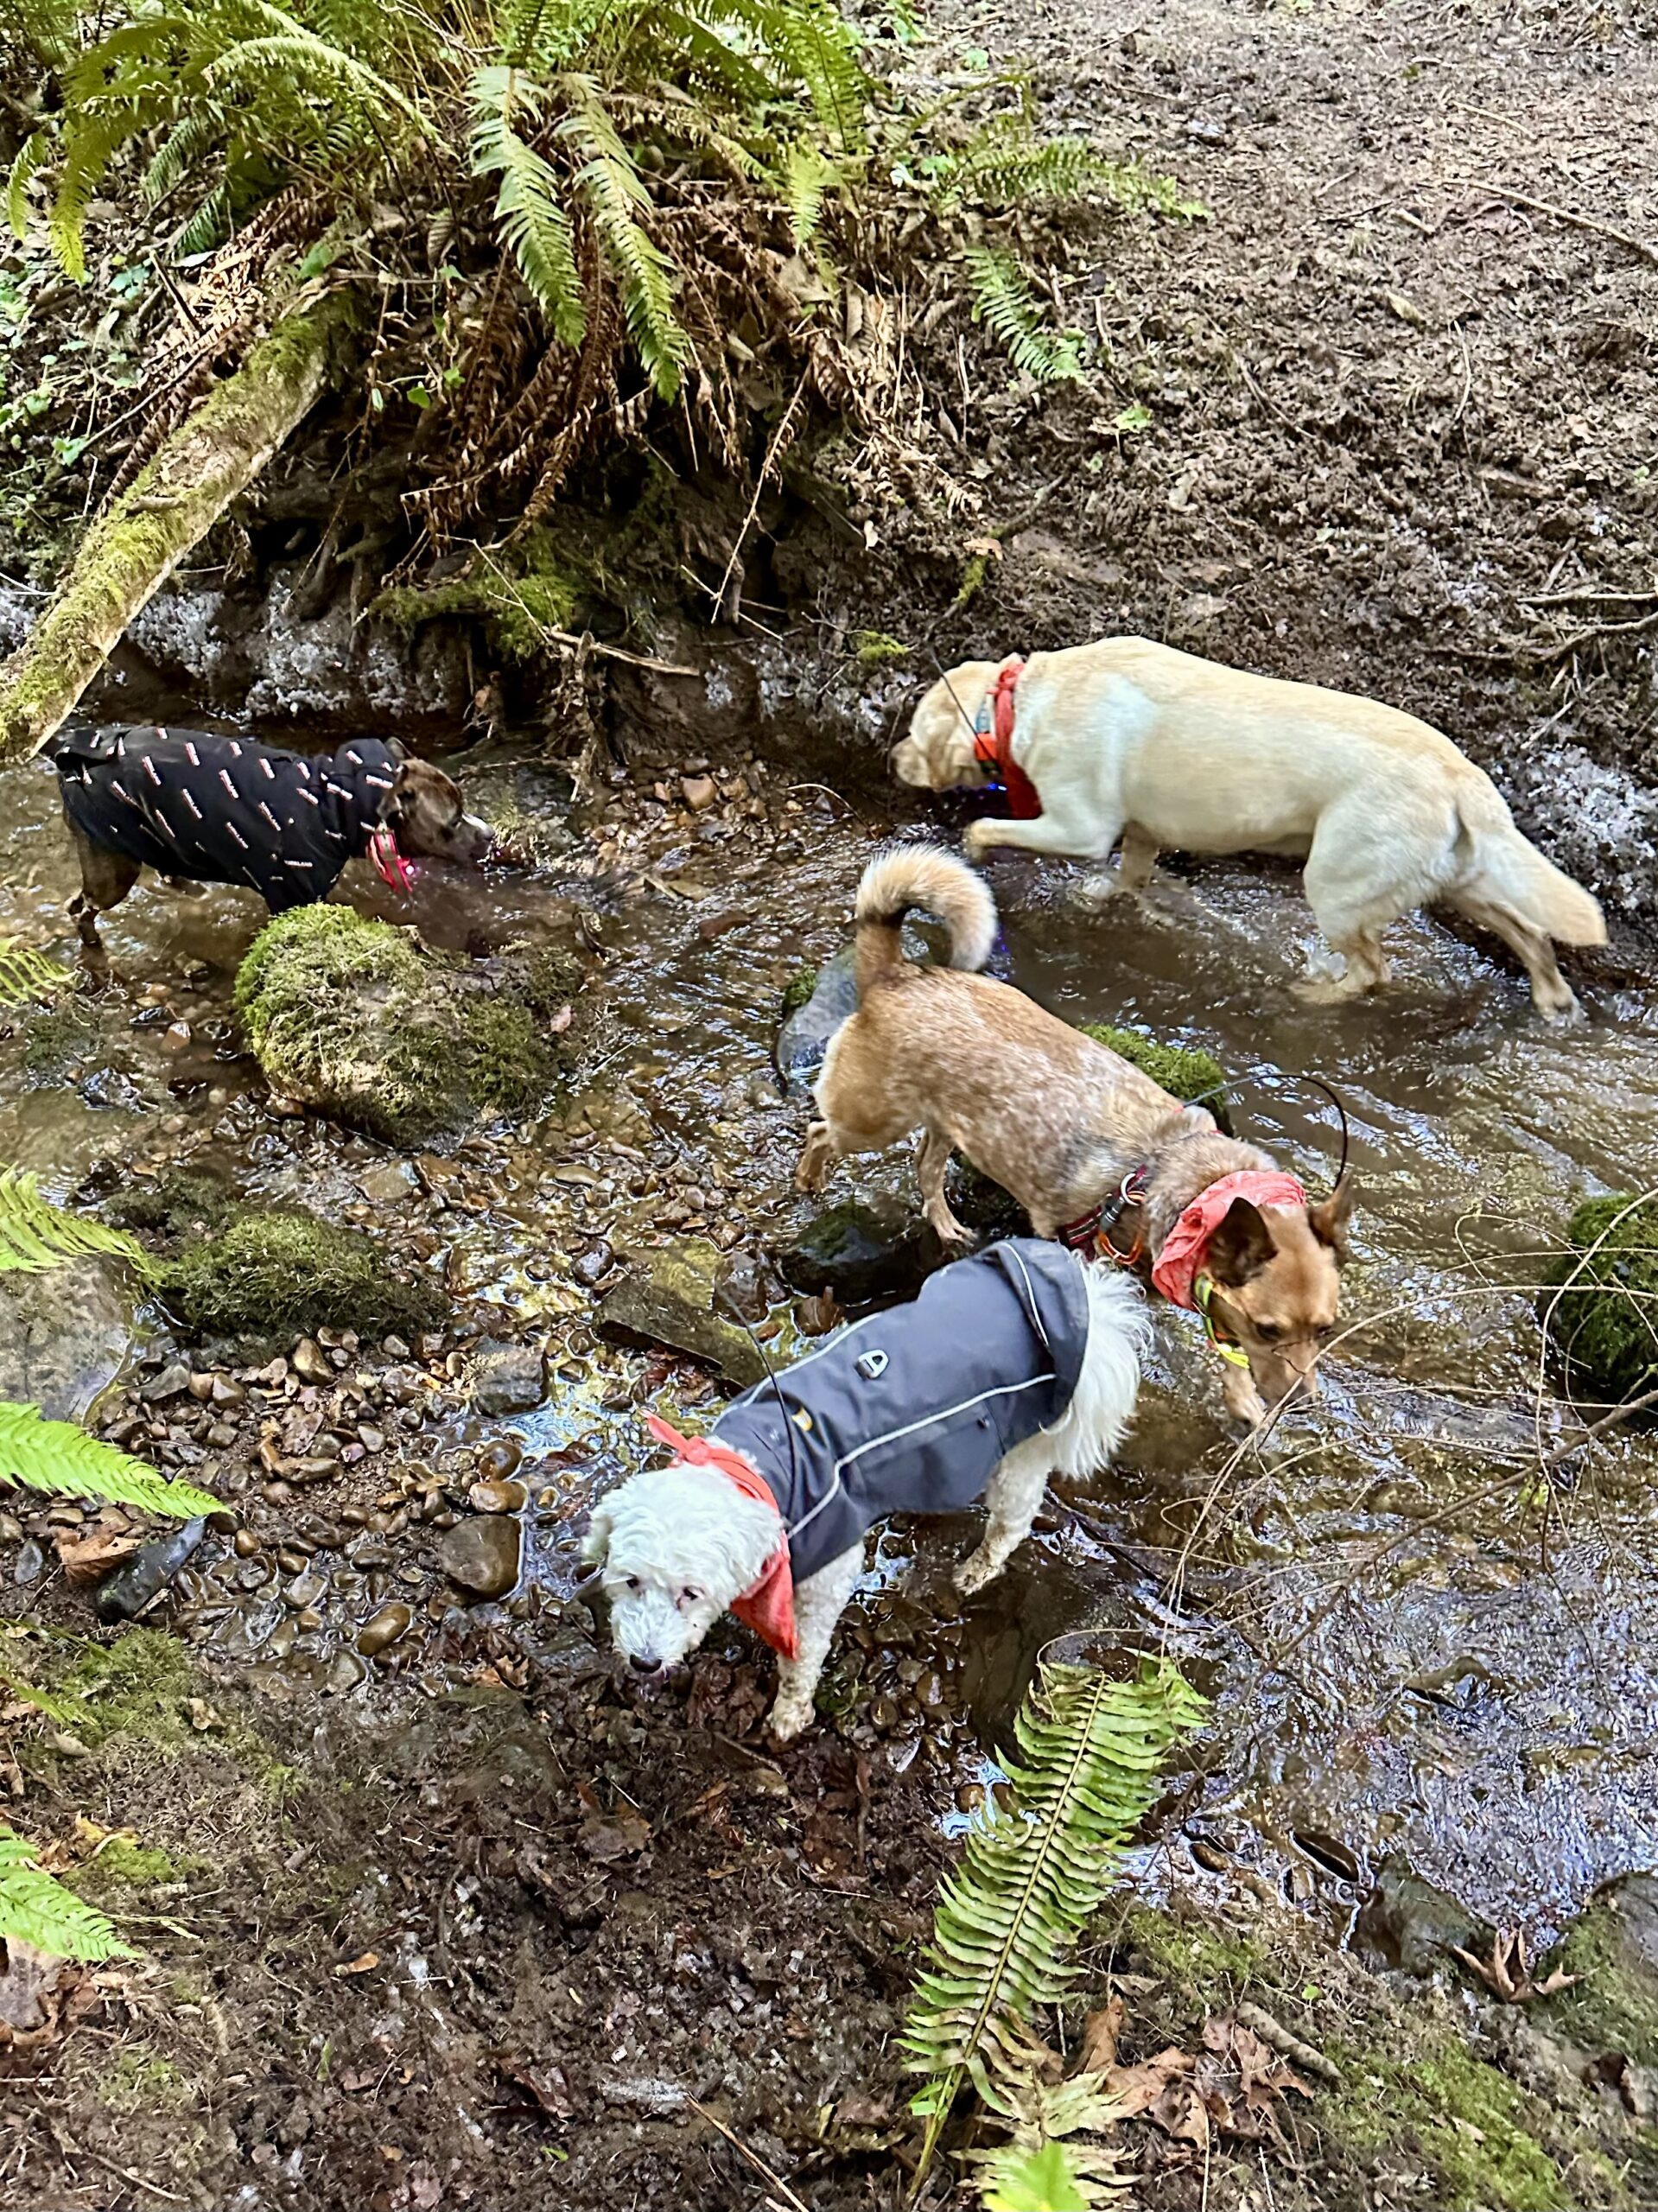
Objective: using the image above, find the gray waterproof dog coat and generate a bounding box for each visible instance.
[713,1237,1092,1586]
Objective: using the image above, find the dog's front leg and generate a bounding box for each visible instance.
[769,1542,863,1744]
[1222,1363,1269,1427]
[956,1437,1051,1598]
[796,1119,837,1195]
[915,1127,974,1248]
[965,811,1114,865]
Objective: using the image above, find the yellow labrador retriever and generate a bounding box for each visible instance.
[896,638,1604,1017]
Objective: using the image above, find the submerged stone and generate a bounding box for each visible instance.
[600,1238,767,1386]
[774,1195,943,1307]
[438,1516,522,1600]
[471,1338,546,1415]
[1354,1854,1490,1978]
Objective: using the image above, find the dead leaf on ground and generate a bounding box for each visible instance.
[54,1527,142,1585]
[0,1942,98,2049]
[1074,1997,1125,2075]
[579,1808,651,1862]
[334,1951,381,1977]
[1450,1927,1579,2003]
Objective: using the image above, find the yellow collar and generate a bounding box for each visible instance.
[1193,1274,1251,1369]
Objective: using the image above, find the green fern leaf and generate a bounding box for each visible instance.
[562,89,688,398]
[0,1402,220,1520]
[0,1169,155,1280]
[175,181,233,257]
[977,2139,1103,2211]
[143,111,218,206]
[964,244,1084,385]
[0,939,72,1008]
[901,1657,1205,2182]
[780,140,840,251]
[5,131,52,245]
[0,1828,135,1962]
[469,65,586,346]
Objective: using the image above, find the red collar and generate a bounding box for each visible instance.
[369,826,411,893]
[1148,1170,1309,1312]
[645,1414,797,1659]
[972,656,1041,818]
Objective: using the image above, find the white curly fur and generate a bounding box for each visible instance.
[583,1265,1149,1741]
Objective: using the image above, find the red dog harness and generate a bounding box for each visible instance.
[645,1414,797,1658]
[972,655,1041,818]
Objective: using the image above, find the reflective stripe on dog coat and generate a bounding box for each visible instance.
[713,1237,1091,1586]
[50,724,401,913]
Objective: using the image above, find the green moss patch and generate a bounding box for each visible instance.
[372,530,587,661]
[1537,1876,1658,2069]
[780,964,820,1020]
[235,906,579,1144]
[156,1205,443,1342]
[1079,1022,1229,1126]
[852,629,908,666]
[1543,1196,1658,1402]
[1109,1899,1630,2211]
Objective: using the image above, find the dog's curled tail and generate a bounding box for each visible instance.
[853,844,997,990]
[1457,785,1606,946]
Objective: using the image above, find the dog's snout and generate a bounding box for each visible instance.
[629,1651,662,1675]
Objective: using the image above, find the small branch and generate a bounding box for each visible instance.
[1542,1382,1658,1469]
[711,366,813,623]
[1235,2002,1343,2084]
[686,2098,810,2212]
[1456,181,1658,269]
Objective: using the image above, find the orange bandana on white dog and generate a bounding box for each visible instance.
[1150,1170,1309,1312]
[645,1414,798,1659]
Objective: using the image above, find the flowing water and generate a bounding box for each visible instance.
[5,721,1658,1943]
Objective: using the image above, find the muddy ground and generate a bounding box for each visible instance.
[8,0,1658,2208]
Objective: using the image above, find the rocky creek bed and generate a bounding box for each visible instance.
[7,0,1658,2205]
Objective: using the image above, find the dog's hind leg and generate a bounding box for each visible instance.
[916,1127,973,1247]
[955,1434,1052,1598]
[1449,887,1578,1020]
[770,1542,864,1743]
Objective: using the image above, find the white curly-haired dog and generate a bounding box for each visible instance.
[582,1241,1148,1740]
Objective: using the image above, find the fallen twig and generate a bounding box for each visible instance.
[1235,2002,1343,2084]
[687,2097,810,2212]
[1454,181,1658,269]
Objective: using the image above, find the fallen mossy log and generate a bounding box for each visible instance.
[0,283,362,767]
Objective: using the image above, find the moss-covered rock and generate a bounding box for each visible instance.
[234,906,580,1144]
[1542,1196,1658,1402]
[1109,1898,1635,2210]
[155,1205,444,1343]
[107,1170,241,1243]
[1079,1022,1230,1131]
[1537,1873,1658,2069]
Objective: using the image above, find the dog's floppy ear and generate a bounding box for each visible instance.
[1205,1196,1275,1286]
[579,1498,615,1570]
[1308,1175,1356,1265]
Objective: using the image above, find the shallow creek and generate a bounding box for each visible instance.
[4,727,1658,1945]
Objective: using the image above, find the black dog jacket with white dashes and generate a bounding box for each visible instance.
[50,724,401,913]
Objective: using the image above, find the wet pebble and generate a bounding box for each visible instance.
[291,1338,333,1385]
[14,1538,46,1586]
[96,1519,207,1622]
[437,1516,522,1600]
[356,1603,413,1657]
[212,1376,247,1409]
[476,1436,524,1481]
[143,1363,192,1403]
[573,1241,613,1287]
[283,1571,327,1610]
[327,1652,369,1694]
[468,1477,527,1516]
[956,1782,986,1815]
